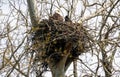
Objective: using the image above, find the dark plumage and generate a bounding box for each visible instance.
[65,15,72,22]
[49,10,63,22]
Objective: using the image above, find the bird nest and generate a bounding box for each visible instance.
[31,19,90,75]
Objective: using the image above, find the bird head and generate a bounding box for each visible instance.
[55,10,61,15]
[65,15,69,19]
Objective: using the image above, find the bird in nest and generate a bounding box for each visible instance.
[49,10,63,22]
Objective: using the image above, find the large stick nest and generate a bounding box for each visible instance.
[32,19,90,75]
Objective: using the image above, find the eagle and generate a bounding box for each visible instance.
[49,10,63,22]
[65,15,72,22]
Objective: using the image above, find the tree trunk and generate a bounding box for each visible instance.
[48,54,69,77]
[27,0,38,26]
[48,42,72,77]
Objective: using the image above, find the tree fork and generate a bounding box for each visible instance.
[48,42,72,77]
